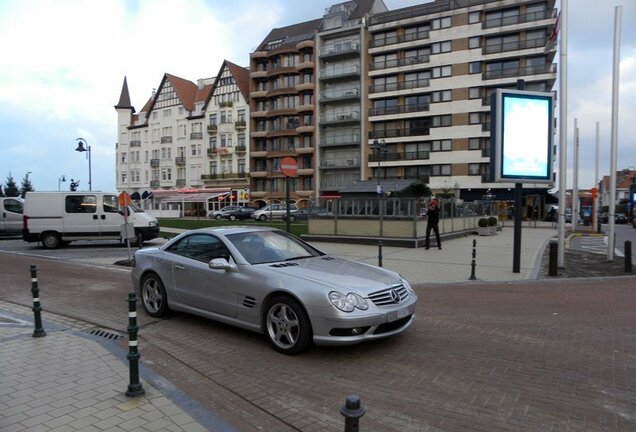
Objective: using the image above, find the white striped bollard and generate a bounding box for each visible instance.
[125,291,145,397]
[30,265,46,337]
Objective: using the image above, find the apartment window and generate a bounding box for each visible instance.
[526,56,546,73]
[431,140,452,151]
[432,66,452,78]
[237,134,245,146]
[209,114,217,125]
[373,53,397,69]
[469,11,480,23]
[469,62,481,74]
[468,163,482,175]
[178,107,184,115]
[486,8,520,27]
[121,172,128,183]
[469,87,481,99]
[373,30,397,45]
[469,138,483,150]
[178,124,186,137]
[121,152,127,163]
[404,95,429,111]
[469,112,482,124]
[374,98,400,114]
[209,137,217,149]
[432,115,452,127]
[164,109,172,117]
[405,48,430,62]
[527,3,547,20]
[221,111,228,123]
[161,168,172,181]
[152,112,157,120]
[373,75,397,92]
[431,90,451,102]
[469,37,480,49]
[404,25,430,41]
[227,135,232,147]
[432,41,452,54]
[431,17,451,29]
[433,164,452,176]
[144,151,149,163]
[237,109,246,122]
[238,160,245,174]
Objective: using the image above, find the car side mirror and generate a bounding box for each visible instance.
[209,258,236,272]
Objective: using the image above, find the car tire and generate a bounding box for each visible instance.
[41,232,62,249]
[229,215,236,221]
[215,215,222,220]
[129,232,144,248]
[259,214,267,221]
[140,273,169,317]
[289,215,296,223]
[264,296,312,355]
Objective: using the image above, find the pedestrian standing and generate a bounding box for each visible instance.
[425,198,441,250]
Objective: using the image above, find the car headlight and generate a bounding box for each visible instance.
[329,291,369,312]
[400,276,415,295]
[149,221,159,227]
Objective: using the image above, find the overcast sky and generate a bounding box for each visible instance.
[0,0,634,193]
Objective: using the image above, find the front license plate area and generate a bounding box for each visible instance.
[386,304,413,322]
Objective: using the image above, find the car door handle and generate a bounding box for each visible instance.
[174,264,185,270]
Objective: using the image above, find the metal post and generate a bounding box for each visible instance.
[625,240,632,273]
[125,292,145,397]
[30,265,46,338]
[469,239,477,280]
[340,395,365,432]
[285,177,291,233]
[548,240,559,277]
[513,183,522,273]
[378,240,383,267]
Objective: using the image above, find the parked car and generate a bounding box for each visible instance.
[0,197,24,236]
[564,208,572,223]
[599,213,609,224]
[131,226,417,354]
[208,206,256,220]
[251,203,298,221]
[281,207,328,223]
[615,213,627,224]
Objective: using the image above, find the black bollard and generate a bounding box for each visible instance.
[548,240,559,277]
[30,265,46,338]
[378,240,383,268]
[469,239,477,280]
[125,292,145,397]
[625,240,633,273]
[340,395,365,432]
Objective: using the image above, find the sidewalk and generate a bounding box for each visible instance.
[0,303,232,432]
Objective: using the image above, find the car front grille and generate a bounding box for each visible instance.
[368,284,408,307]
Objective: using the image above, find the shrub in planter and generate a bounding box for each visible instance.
[478,218,489,227]
[478,218,490,235]
[487,216,498,226]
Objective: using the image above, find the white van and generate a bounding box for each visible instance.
[1,197,24,236]
[23,192,160,249]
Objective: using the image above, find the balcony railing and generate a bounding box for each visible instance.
[160,136,173,144]
[321,158,360,169]
[201,172,246,180]
[369,31,430,48]
[369,103,430,116]
[483,63,556,80]
[369,151,430,162]
[190,132,203,140]
[235,145,247,153]
[207,124,218,133]
[176,179,186,187]
[368,127,430,139]
[235,120,246,129]
[175,156,186,166]
[369,78,430,94]
[369,55,430,71]
[320,64,360,80]
[320,134,360,146]
[320,88,360,101]
[483,9,553,29]
[150,159,160,168]
[320,111,360,124]
[483,37,547,55]
[319,42,360,58]
[130,140,141,147]
[150,180,160,188]
[219,101,233,107]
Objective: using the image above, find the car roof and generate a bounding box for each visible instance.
[192,226,278,235]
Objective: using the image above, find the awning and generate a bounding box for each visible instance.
[161,192,229,204]
[130,192,141,201]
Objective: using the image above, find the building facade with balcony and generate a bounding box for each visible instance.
[365,0,557,201]
[115,61,250,209]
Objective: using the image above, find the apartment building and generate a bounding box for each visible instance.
[115,61,250,208]
[365,0,557,202]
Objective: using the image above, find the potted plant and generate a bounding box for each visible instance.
[488,216,498,235]
[478,217,490,236]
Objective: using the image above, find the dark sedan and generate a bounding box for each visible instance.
[209,206,256,220]
[281,207,328,223]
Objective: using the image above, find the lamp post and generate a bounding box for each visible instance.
[372,139,386,237]
[75,138,92,191]
[58,175,66,191]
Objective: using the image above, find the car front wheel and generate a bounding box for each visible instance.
[259,214,267,221]
[265,296,312,354]
[140,273,169,317]
[215,214,222,220]
[229,215,237,220]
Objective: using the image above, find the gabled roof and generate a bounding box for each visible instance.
[203,60,250,111]
[258,18,322,51]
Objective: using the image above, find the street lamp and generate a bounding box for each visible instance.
[75,138,92,191]
[58,175,66,191]
[371,139,386,195]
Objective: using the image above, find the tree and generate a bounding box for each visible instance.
[20,174,35,198]
[0,184,4,197]
[401,180,431,198]
[3,173,20,197]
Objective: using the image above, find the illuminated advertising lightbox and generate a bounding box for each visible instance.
[493,89,554,183]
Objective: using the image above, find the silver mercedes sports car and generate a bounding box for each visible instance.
[131,226,417,354]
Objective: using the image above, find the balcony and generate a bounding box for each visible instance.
[369,31,430,49]
[319,65,360,81]
[175,156,186,166]
[190,132,203,140]
[201,172,246,180]
[295,61,314,71]
[369,78,430,94]
[369,103,430,117]
[130,140,141,147]
[220,101,233,107]
[250,70,268,79]
[369,55,429,72]
[320,134,360,147]
[369,151,430,162]
[321,111,360,125]
[207,124,218,133]
[251,89,268,98]
[295,145,315,155]
[296,125,315,134]
[235,120,247,129]
[295,82,314,92]
[297,168,315,176]
[319,42,360,59]
[483,38,547,55]
[482,9,554,29]
[250,171,268,178]
[150,159,160,168]
[295,40,314,50]
[483,63,556,80]
[368,127,430,140]
[235,145,247,153]
[150,180,160,188]
[251,50,268,59]
[321,158,360,169]
[176,179,186,187]
[320,88,359,102]
[160,136,173,144]
[251,130,268,138]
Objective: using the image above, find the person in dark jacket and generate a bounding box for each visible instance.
[425,198,441,250]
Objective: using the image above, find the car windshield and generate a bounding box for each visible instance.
[227,230,323,264]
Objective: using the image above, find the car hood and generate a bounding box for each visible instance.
[261,256,404,294]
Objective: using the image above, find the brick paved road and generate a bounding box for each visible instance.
[1,253,635,431]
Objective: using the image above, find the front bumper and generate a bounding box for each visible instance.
[310,295,417,346]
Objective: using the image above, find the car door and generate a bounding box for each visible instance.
[166,233,239,318]
[1,198,24,234]
[63,194,100,237]
[99,194,123,238]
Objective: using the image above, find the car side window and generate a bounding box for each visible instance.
[65,195,96,213]
[4,199,23,214]
[103,195,119,213]
[166,234,232,263]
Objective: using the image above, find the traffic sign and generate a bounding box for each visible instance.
[118,191,131,207]
[280,157,298,177]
